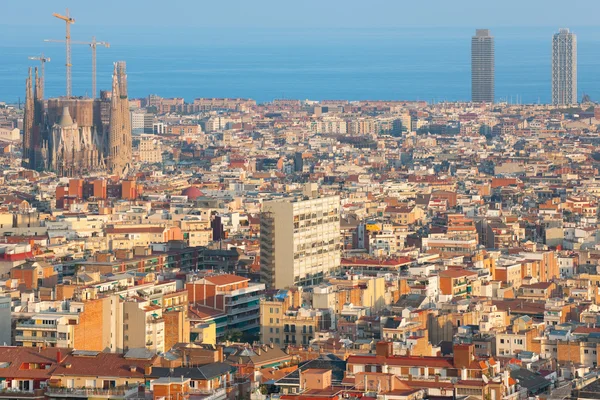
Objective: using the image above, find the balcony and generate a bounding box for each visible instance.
[0,389,46,399]
[46,385,139,399]
[225,294,263,307]
[16,322,58,330]
[229,313,259,325]
[15,335,57,343]
[190,388,227,400]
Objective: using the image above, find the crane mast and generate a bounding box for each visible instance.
[52,8,75,97]
[44,37,110,99]
[28,54,51,98]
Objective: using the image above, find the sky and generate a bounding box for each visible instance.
[3,0,600,31]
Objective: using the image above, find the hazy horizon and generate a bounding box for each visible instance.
[3,1,600,104]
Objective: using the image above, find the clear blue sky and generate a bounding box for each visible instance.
[3,0,600,29]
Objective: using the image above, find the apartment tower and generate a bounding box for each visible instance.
[260,192,341,289]
[471,29,495,103]
[552,28,577,105]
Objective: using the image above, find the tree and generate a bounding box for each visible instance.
[223,329,243,342]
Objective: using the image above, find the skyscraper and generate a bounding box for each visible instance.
[471,29,495,103]
[552,28,577,106]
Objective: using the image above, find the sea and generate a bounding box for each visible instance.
[1,26,600,105]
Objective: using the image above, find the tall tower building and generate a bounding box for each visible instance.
[260,193,341,289]
[552,28,577,105]
[108,61,133,176]
[471,29,495,103]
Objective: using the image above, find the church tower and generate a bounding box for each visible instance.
[108,61,132,176]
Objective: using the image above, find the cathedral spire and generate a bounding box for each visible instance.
[108,61,131,176]
[34,67,43,101]
[116,61,127,99]
[22,68,34,168]
[111,63,120,102]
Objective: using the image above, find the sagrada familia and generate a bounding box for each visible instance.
[22,62,132,177]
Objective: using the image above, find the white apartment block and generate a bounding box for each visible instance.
[260,195,341,289]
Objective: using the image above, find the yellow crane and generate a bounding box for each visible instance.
[45,36,110,99]
[28,54,51,96]
[52,9,75,97]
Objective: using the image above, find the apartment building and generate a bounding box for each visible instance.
[105,225,183,250]
[187,274,265,337]
[438,269,477,298]
[123,298,165,354]
[14,314,76,348]
[260,194,341,289]
[138,137,162,164]
[176,218,212,247]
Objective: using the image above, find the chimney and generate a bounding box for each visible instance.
[503,369,510,388]
[144,365,152,375]
[453,343,474,369]
[376,341,392,357]
[56,350,62,364]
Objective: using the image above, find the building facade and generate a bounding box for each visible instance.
[260,195,341,289]
[552,28,577,105]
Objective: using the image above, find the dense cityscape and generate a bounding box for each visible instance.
[1,3,600,400]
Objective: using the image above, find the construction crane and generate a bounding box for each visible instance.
[52,9,75,97]
[28,54,51,96]
[45,37,110,99]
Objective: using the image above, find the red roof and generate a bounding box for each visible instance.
[438,269,478,278]
[0,347,63,380]
[0,251,33,261]
[53,352,155,378]
[181,186,204,200]
[204,274,249,286]
[105,226,165,234]
[347,354,454,368]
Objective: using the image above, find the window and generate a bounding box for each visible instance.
[103,380,116,389]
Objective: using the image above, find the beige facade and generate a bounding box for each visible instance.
[123,299,165,354]
[138,137,162,164]
[260,195,341,289]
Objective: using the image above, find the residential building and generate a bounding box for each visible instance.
[260,194,341,289]
[187,274,265,337]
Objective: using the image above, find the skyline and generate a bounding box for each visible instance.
[2,2,600,105]
[4,26,599,105]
